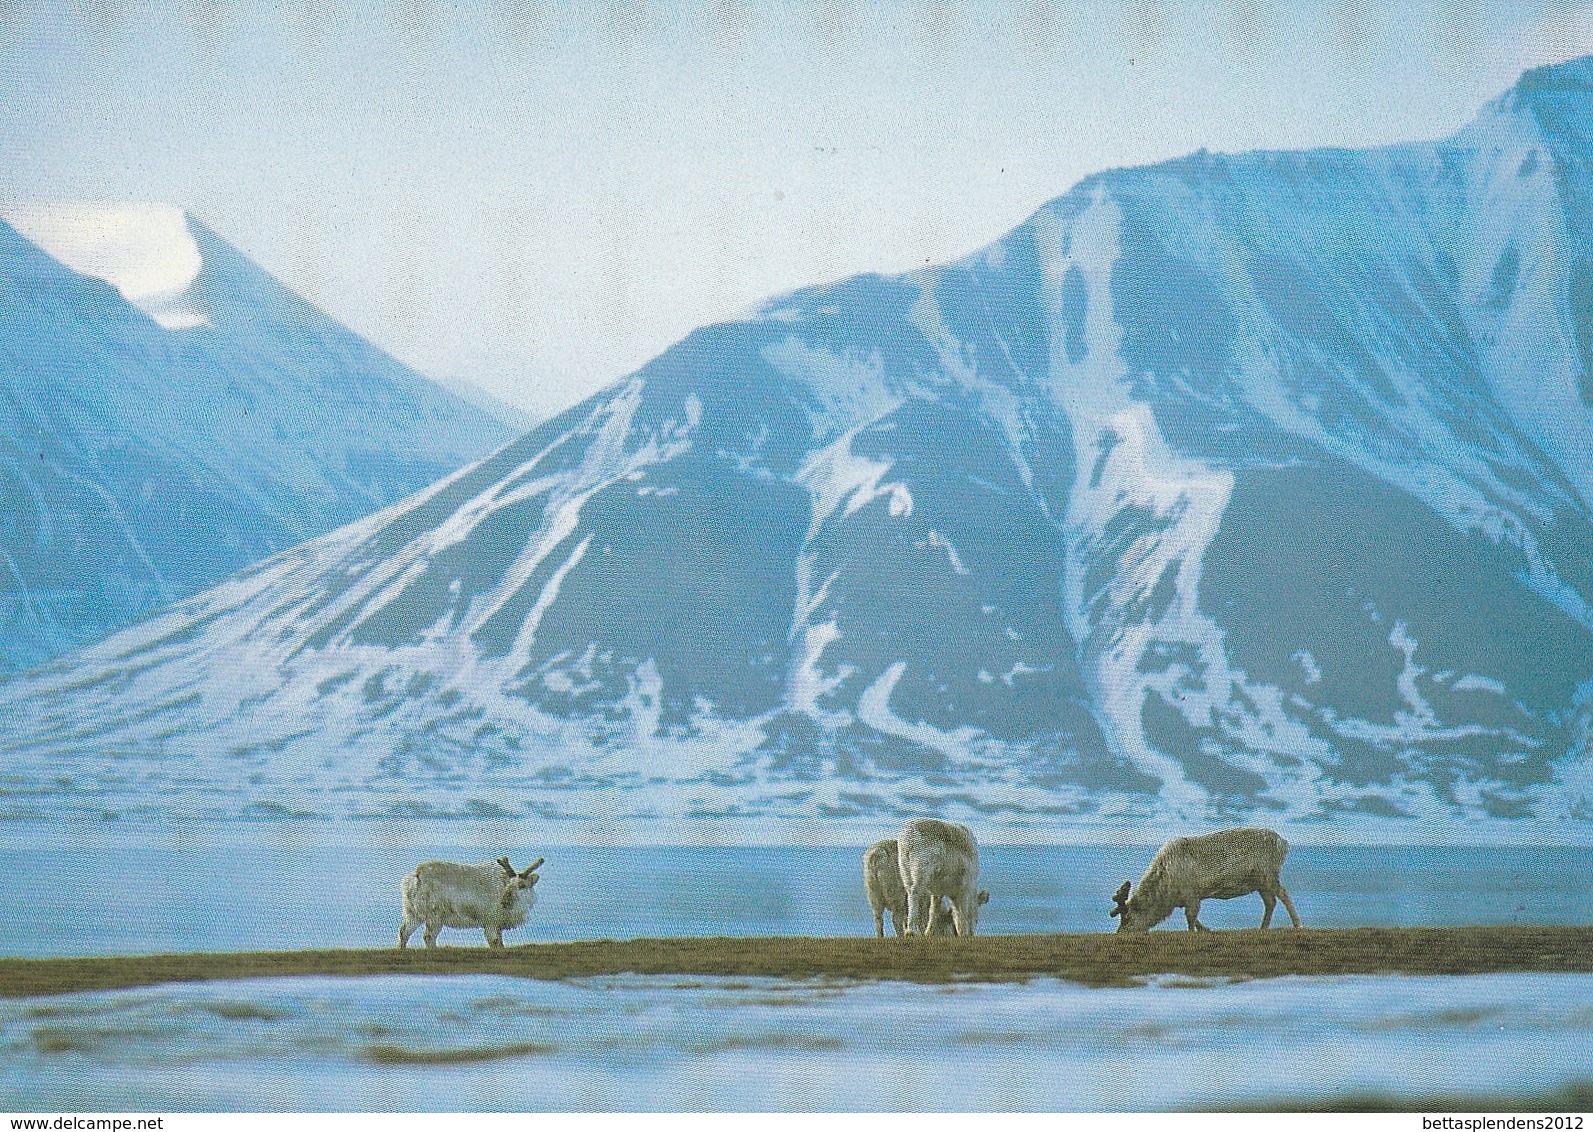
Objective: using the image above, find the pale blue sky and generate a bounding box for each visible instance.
[4,1,1593,418]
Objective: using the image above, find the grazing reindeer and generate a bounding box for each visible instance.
[897,818,985,937]
[863,838,986,937]
[1111,828,1300,932]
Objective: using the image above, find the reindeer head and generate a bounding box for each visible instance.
[964,888,990,934]
[958,887,990,935]
[1110,879,1156,933]
[498,856,544,909]
[1109,880,1133,923]
[927,889,992,936]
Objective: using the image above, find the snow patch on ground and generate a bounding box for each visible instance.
[11,971,1593,1111]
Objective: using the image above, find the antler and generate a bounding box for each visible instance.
[525,856,544,874]
[1110,880,1131,917]
[497,856,514,876]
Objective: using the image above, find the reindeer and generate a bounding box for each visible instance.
[1111,828,1300,932]
[897,818,985,937]
[399,855,544,948]
[864,837,987,937]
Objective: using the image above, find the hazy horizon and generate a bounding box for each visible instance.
[8,1,1593,420]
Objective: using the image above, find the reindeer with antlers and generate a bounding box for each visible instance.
[1111,828,1301,933]
[399,855,544,949]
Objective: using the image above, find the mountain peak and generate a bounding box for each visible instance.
[0,202,207,329]
[1514,53,1593,95]
[0,202,514,674]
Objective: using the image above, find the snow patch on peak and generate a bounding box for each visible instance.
[788,618,854,727]
[1389,620,1438,730]
[1293,650,1324,685]
[761,336,899,441]
[921,530,971,575]
[1451,673,1510,696]
[796,425,913,539]
[856,660,982,763]
[1,203,208,329]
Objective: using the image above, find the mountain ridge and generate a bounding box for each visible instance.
[3,62,1591,838]
[0,206,514,673]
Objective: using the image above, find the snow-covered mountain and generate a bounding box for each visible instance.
[4,61,1593,838]
[0,205,514,673]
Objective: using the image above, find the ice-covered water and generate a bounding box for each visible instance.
[5,972,1593,1110]
[2,831,1587,956]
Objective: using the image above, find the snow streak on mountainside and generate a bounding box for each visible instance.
[3,63,1593,837]
[0,206,514,673]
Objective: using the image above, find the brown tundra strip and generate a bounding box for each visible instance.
[5,927,1593,1000]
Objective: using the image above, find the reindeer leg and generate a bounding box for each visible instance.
[1278,884,1302,928]
[874,907,886,938]
[423,923,440,949]
[1260,889,1276,929]
[1186,900,1211,931]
